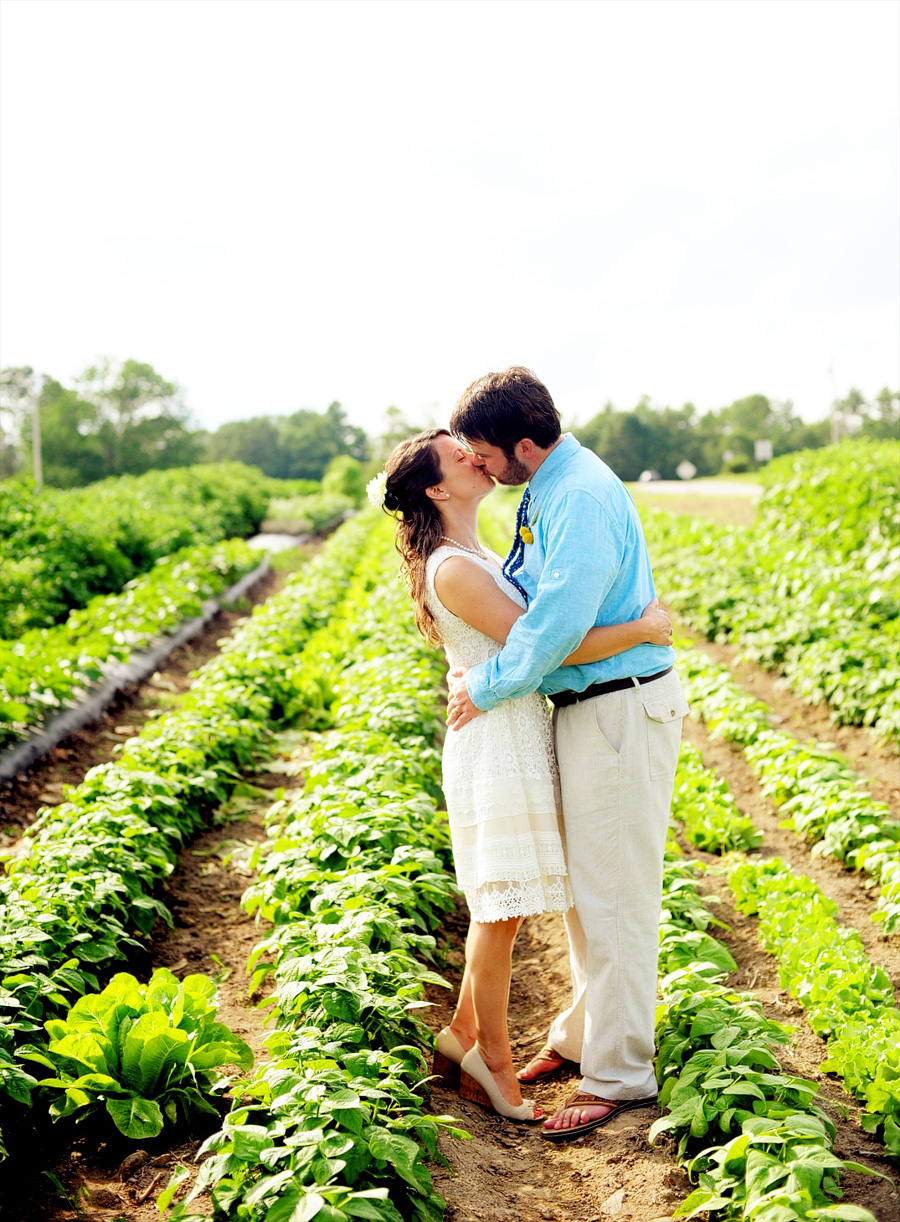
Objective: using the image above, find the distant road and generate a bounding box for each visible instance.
[629,479,763,497]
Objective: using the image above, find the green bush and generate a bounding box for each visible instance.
[322,455,367,505]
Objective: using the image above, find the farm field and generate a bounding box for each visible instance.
[0,438,898,1222]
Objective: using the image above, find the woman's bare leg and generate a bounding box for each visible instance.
[448,916,524,1106]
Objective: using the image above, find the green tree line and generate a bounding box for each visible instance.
[1,359,896,488]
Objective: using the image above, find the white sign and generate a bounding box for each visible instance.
[754,438,774,462]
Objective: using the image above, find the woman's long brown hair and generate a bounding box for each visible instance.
[382,428,450,647]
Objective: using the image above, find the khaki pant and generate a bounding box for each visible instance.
[548,669,687,1100]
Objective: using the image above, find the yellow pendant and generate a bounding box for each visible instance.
[519,526,534,544]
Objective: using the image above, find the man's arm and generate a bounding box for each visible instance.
[448,491,624,727]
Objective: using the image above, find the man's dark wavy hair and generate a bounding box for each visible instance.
[449,366,561,458]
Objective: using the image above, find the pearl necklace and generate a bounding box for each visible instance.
[441,535,487,558]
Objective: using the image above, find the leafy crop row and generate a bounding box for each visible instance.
[262,492,354,536]
[757,441,899,566]
[166,519,461,1222]
[671,741,763,854]
[0,537,259,748]
[0,515,376,1160]
[0,463,272,637]
[730,858,900,1161]
[639,451,900,743]
[678,644,900,931]
[654,843,882,1220]
[667,732,899,1165]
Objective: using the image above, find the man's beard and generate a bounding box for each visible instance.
[494,454,531,485]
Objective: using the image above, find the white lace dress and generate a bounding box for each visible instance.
[425,545,574,923]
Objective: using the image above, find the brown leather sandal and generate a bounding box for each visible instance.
[516,1046,578,1084]
[540,1090,658,1142]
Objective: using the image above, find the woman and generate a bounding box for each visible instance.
[377,429,673,1123]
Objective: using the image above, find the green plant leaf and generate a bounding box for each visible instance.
[106,1095,164,1139]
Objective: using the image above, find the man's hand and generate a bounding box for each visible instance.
[447,666,483,732]
[640,598,673,645]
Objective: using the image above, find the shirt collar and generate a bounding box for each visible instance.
[528,433,578,496]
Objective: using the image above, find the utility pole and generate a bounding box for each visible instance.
[829,361,840,446]
[32,396,43,491]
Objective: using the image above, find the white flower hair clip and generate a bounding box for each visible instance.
[366,471,388,508]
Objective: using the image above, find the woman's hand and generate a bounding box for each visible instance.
[640,598,673,645]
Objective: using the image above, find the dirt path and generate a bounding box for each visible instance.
[632,491,759,528]
[426,908,689,1222]
[425,872,899,1221]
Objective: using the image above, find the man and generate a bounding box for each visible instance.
[446,366,687,1141]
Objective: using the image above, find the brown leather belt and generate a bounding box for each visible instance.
[549,665,674,709]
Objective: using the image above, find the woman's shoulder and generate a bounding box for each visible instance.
[425,545,468,589]
[425,543,461,571]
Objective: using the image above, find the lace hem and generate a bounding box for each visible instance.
[466,874,574,923]
[452,833,568,891]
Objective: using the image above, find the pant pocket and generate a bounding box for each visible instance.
[642,684,689,782]
[591,690,628,756]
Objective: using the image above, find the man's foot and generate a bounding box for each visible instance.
[540,1091,658,1142]
[516,1046,577,1084]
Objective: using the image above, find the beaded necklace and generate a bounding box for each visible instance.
[440,535,487,558]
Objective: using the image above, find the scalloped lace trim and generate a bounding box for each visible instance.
[467,874,573,923]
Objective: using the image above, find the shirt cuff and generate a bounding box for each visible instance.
[466,662,497,712]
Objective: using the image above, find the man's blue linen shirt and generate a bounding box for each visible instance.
[467,434,675,712]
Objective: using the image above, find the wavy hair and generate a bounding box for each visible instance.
[382,428,449,646]
[450,365,561,455]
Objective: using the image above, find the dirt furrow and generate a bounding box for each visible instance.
[680,627,900,812]
[426,906,688,1222]
[682,716,900,989]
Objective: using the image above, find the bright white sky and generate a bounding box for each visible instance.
[1,0,898,436]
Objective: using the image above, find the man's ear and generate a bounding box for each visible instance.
[514,438,536,462]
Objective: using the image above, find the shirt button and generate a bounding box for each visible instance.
[670,709,675,716]
[552,570,560,578]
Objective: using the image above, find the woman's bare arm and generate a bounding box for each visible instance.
[432,556,671,660]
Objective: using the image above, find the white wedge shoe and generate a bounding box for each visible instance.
[459,1046,543,1122]
[433,1026,467,1088]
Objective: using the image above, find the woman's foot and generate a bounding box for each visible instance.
[433,1026,475,1087]
[459,1046,543,1122]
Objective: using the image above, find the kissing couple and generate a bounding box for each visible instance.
[373,367,688,1141]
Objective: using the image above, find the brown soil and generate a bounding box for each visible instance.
[691,863,899,1217]
[681,717,900,989]
[426,906,690,1222]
